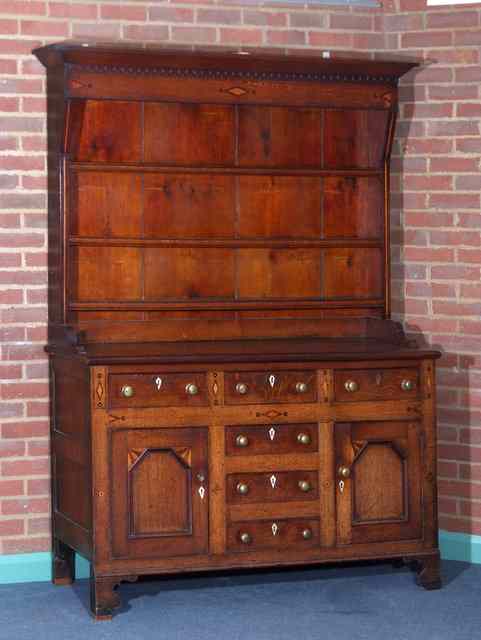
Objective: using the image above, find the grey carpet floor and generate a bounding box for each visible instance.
[0,561,480,640]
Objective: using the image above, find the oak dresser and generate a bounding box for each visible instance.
[33,42,441,619]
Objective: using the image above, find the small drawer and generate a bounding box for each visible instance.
[227,518,320,553]
[109,372,208,408]
[334,367,420,403]
[225,423,318,456]
[226,470,318,505]
[224,370,317,405]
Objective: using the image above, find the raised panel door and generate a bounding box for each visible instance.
[335,420,422,545]
[110,427,208,559]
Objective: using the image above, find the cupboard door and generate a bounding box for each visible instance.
[335,421,422,545]
[110,427,208,559]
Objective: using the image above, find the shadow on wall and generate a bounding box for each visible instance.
[390,62,478,539]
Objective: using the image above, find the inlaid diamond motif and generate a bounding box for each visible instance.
[96,382,104,404]
[227,87,247,96]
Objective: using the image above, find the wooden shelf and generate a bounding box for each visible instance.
[69,298,385,312]
[69,162,384,177]
[68,236,384,249]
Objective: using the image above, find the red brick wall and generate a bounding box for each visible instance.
[387,0,481,537]
[0,0,479,554]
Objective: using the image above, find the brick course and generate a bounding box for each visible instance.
[0,0,480,553]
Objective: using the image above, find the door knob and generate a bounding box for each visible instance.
[344,380,358,392]
[235,434,249,447]
[338,465,351,479]
[121,385,134,398]
[236,482,249,495]
[235,382,248,395]
[297,432,311,445]
[295,382,308,394]
[298,480,311,492]
[240,532,251,544]
[185,383,198,395]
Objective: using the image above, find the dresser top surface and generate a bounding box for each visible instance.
[33,40,419,80]
[48,335,440,365]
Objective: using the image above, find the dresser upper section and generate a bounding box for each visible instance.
[34,43,418,347]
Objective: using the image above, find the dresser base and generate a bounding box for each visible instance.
[52,537,75,586]
[413,552,442,590]
[53,540,442,620]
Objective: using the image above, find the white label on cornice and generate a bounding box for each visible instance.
[427,0,480,3]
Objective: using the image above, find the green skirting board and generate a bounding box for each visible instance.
[0,531,480,584]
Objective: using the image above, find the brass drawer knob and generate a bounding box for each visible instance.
[236,482,249,495]
[235,382,248,395]
[240,532,251,544]
[302,528,312,540]
[235,434,249,448]
[295,381,308,394]
[344,379,358,393]
[185,383,199,396]
[298,480,311,493]
[297,432,311,445]
[338,465,351,479]
[121,385,134,398]
[401,379,414,391]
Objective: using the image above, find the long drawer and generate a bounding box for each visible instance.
[334,367,420,402]
[224,370,317,405]
[225,423,318,456]
[227,518,320,553]
[226,470,318,504]
[108,372,208,408]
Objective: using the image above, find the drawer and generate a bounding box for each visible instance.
[225,423,318,456]
[334,367,420,403]
[226,470,318,504]
[109,372,208,408]
[224,370,317,405]
[227,518,319,553]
